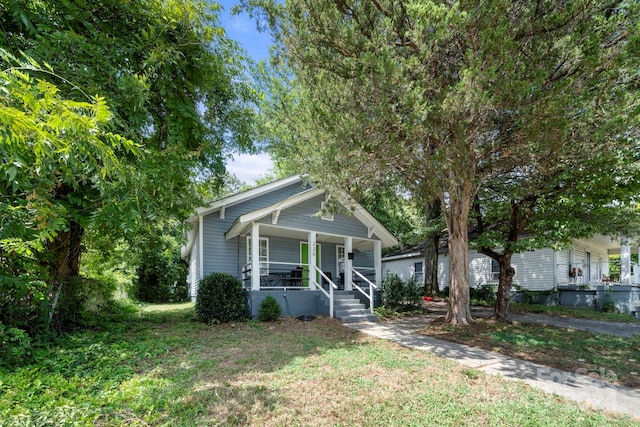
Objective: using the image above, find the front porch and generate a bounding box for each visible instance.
[237,223,383,319]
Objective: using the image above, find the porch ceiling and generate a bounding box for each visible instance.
[244,223,377,252]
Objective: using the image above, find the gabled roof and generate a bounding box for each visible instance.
[188,175,306,222]
[225,187,325,239]
[182,175,399,258]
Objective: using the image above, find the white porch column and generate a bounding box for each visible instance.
[345,236,353,291]
[308,231,317,290]
[251,222,260,291]
[374,240,382,288]
[621,236,631,286]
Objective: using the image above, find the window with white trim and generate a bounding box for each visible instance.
[491,259,500,280]
[247,237,269,276]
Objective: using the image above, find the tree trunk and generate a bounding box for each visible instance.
[49,219,83,279]
[47,218,84,330]
[494,253,515,322]
[423,198,441,296]
[443,194,473,325]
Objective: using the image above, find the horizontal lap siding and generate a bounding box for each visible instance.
[438,248,557,291]
[382,256,423,282]
[201,182,311,281]
[511,249,556,291]
[266,195,370,239]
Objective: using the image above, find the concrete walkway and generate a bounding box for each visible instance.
[345,312,640,419]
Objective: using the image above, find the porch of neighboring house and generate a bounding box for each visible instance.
[555,235,640,287]
[237,222,382,323]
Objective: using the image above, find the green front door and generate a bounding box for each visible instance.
[300,243,321,287]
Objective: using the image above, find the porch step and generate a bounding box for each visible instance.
[323,292,378,323]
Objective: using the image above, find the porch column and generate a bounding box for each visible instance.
[251,222,260,291]
[345,236,353,291]
[374,240,382,288]
[621,236,631,286]
[308,231,317,290]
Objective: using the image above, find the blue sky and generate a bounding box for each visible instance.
[216,1,276,184]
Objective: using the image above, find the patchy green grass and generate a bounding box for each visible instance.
[1,304,638,426]
[510,303,640,323]
[422,317,640,389]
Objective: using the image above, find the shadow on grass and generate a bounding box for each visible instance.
[1,303,367,426]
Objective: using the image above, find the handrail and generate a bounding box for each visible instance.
[352,268,377,314]
[313,266,337,318]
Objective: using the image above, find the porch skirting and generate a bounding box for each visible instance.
[243,290,329,319]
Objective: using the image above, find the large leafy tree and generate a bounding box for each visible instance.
[473,141,640,321]
[1,0,257,328]
[245,0,639,324]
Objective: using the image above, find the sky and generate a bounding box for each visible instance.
[216,1,276,184]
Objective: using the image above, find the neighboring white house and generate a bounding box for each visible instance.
[382,235,639,291]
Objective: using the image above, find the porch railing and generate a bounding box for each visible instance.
[352,268,377,314]
[313,266,338,318]
[242,261,309,290]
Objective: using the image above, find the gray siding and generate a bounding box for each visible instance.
[201,182,311,280]
[188,227,201,302]
[199,182,377,286]
[258,195,370,239]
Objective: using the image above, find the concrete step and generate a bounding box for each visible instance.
[322,293,377,323]
[339,314,379,323]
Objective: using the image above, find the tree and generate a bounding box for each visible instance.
[1,0,258,329]
[473,143,640,321]
[0,50,136,332]
[244,0,639,324]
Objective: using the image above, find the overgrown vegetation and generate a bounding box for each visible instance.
[195,273,246,324]
[1,304,636,426]
[381,274,422,312]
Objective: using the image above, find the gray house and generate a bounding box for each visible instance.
[182,175,398,322]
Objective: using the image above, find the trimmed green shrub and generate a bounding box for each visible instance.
[258,295,281,322]
[195,273,246,323]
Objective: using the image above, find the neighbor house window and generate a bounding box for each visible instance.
[247,237,269,276]
[491,259,500,280]
[414,262,424,284]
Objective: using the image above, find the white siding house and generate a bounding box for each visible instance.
[383,236,636,291]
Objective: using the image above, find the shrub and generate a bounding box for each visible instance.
[470,284,497,305]
[0,322,32,368]
[382,274,422,311]
[195,272,246,323]
[258,295,281,322]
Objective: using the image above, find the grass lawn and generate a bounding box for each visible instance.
[509,303,640,323]
[421,316,640,389]
[1,304,638,426]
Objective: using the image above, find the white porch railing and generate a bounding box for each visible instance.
[313,266,338,318]
[352,268,377,314]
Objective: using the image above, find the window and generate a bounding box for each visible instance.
[247,237,269,276]
[414,262,424,284]
[320,200,334,221]
[491,259,500,280]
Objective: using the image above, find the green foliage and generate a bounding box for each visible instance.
[258,295,281,322]
[0,322,32,368]
[248,0,640,324]
[136,255,188,304]
[1,0,259,333]
[381,274,422,312]
[195,273,246,324]
[470,285,497,306]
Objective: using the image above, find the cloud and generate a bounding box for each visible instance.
[226,153,274,183]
